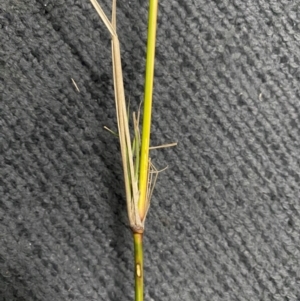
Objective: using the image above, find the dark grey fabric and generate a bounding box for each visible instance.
[1,0,300,300]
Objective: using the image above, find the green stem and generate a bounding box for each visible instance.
[134,1,158,300]
[134,233,144,301]
[138,0,159,220]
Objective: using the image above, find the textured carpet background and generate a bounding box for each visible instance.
[1,0,300,300]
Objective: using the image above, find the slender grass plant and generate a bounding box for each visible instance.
[89,1,175,300]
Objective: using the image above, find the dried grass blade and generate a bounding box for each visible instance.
[90,0,142,231]
[90,0,116,37]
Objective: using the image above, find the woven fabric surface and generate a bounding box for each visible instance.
[1,0,300,300]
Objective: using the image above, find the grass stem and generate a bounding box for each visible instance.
[133,233,144,301]
[138,0,159,221]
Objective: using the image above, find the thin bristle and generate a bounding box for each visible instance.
[149,142,178,150]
